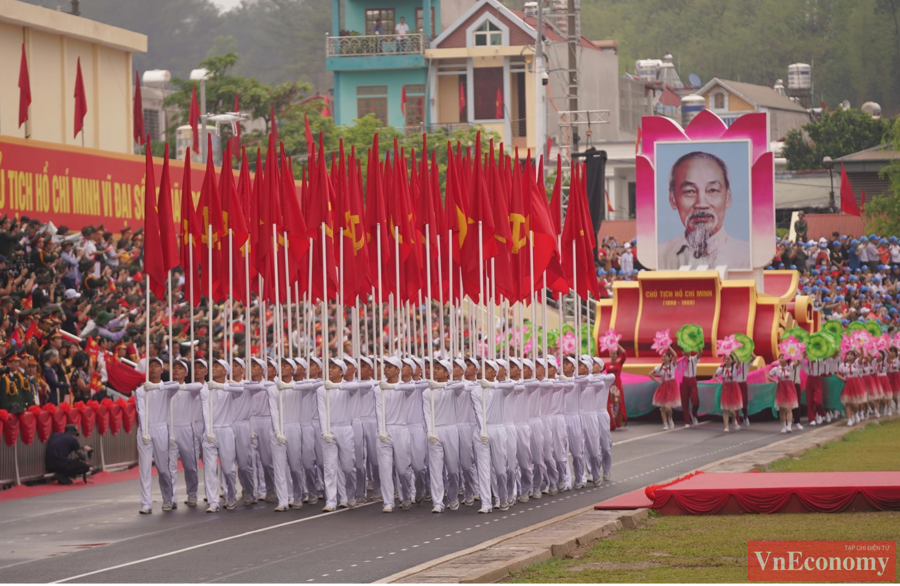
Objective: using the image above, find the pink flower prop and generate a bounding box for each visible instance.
[716,335,743,357]
[874,335,890,353]
[561,332,577,355]
[777,336,805,360]
[599,329,621,353]
[893,333,900,349]
[651,329,672,355]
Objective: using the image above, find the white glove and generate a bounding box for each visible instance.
[276,433,287,445]
[276,381,292,391]
[479,380,495,389]
[324,380,340,390]
[206,433,217,443]
[428,380,444,390]
[379,433,389,444]
[142,434,151,446]
[323,432,334,443]
[144,382,160,390]
[169,437,176,446]
[208,381,225,390]
[380,382,396,390]
[428,433,438,444]
[480,432,489,444]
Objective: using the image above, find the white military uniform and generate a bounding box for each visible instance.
[471,379,508,512]
[281,378,320,505]
[513,378,534,500]
[375,380,414,510]
[200,380,244,510]
[563,376,585,488]
[135,381,181,511]
[454,376,479,503]
[538,379,559,493]
[316,379,358,509]
[229,377,267,503]
[167,380,203,505]
[549,377,570,491]
[402,377,429,502]
[422,379,461,511]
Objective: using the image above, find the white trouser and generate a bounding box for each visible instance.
[514,422,533,496]
[360,417,380,494]
[552,415,569,489]
[254,417,276,498]
[300,423,319,499]
[284,423,305,503]
[202,425,237,508]
[427,424,460,510]
[312,419,324,492]
[541,417,559,490]
[504,422,518,501]
[598,411,612,476]
[565,413,584,487]
[456,422,477,500]
[408,424,428,499]
[581,411,601,482]
[232,420,256,499]
[168,423,199,501]
[352,419,367,502]
[139,423,173,511]
[527,417,546,494]
[322,423,356,509]
[473,425,507,511]
[377,425,412,507]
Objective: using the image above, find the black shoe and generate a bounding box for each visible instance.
[56,474,73,485]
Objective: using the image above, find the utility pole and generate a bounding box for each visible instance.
[534,0,546,181]
[567,0,578,114]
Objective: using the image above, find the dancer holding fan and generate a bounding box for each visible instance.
[715,336,744,433]
[599,330,627,430]
[647,330,680,430]
[766,337,803,433]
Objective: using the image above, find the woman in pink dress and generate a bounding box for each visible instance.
[603,343,627,430]
[766,354,799,433]
[716,353,743,433]
[887,347,900,413]
[836,349,866,426]
[648,348,679,430]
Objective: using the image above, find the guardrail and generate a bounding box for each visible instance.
[326,33,426,57]
[0,427,137,487]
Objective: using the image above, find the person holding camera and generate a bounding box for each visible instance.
[45,424,94,485]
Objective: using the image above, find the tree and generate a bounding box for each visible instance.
[865,118,900,236]
[782,108,891,170]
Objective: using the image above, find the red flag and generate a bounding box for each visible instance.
[230,93,241,157]
[321,94,331,118]
[199,134,226,300]
[308,136,338,301]
[861,189,866,213]
[460,133,498,301]
[561,163,600,299]
[220,143,251,303]
[364,135,393,299]
[495,88,503,120]
[459,79,466,113]
[189,84,200,154]
[401,86,408,115]
[230,148,252,302]
[304,113,314,154]
[106,359,145,396]
[180,152,202,306]
[280,144,310,287]
[157,143,179,273]
[133,71,145,145]
[73,57,88,138]
[349,151,371,299]
[143,136,166,299]
[606,190,615,213]
[839,163,861,217]
[18,43,31,129]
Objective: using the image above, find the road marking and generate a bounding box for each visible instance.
[50,503,374,583]
[612,420,710,446]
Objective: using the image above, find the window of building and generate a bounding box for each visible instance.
[357,85,388,123]
[473,68,503,120]
[415,7,435,33]
[403,84,426,127]
[474,21,502,46]
[365,9,395,34]
[357,85,388,96]
[712,91,726,110]
[628,182,636,219]
[143,109,160,141]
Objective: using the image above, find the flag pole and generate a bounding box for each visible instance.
[284,230,293,361]
[448,229,453,359]
[229,230,234,368]
[308,236,314,358]
[321,223,331,438]
[339,228,345,360]
[542,273,548,362]
[168,270,175,443]
[394,225,401,357]
[260,273,266,360]
[208,224,214,417]
[436,231,444,359]
[189,235,195,379]
[245,245,251,367]
[573,239,579,356]
[273,224,284,438]
[530,230,536,359]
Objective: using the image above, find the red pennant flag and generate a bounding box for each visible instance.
[133,71,145,145]
[199,135,226,300]
[18,43,31,129]
[459,80,466,113]
[73,57,88,138]
[143,136,166,299]
[308,136,338,301]
[280,143,310,288]
[157,143,179,273]
[364,135,393,300]
[495,88,503,120]
[349,150,371,300]
[561,163,600,299]
[460,133,498,301]
[230,148,252,302]
[180,152,202,306]
[401,86,408,115]
[839,163,861,217]
[189,84,200,154]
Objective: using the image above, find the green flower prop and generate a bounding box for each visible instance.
[781,327,810,344]
[805,332,833,361]
[733,333,755,363]
[846,321,868,333]
[676,324,705,353]
[865,321,882,337]
[821,329,842,353]
[822,320,844,337]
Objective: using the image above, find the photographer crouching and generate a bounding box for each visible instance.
[45,424,95,485]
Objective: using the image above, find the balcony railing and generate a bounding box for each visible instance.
[326,33,426,58]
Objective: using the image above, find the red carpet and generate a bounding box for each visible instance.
[647,472,900,515]
[0,461,197,503]
[594,488,653,510]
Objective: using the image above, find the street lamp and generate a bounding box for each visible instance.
[822,155,835,210]
[190,68,211,162]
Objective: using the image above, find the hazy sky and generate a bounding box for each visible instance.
[211,0,242,10]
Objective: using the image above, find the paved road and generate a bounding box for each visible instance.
[0,418,820,583]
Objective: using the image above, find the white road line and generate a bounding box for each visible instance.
[50,503,373,583]
[612,420,710,446]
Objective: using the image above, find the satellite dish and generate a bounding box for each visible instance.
[688,73,701,88]
[841,100,851,111]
